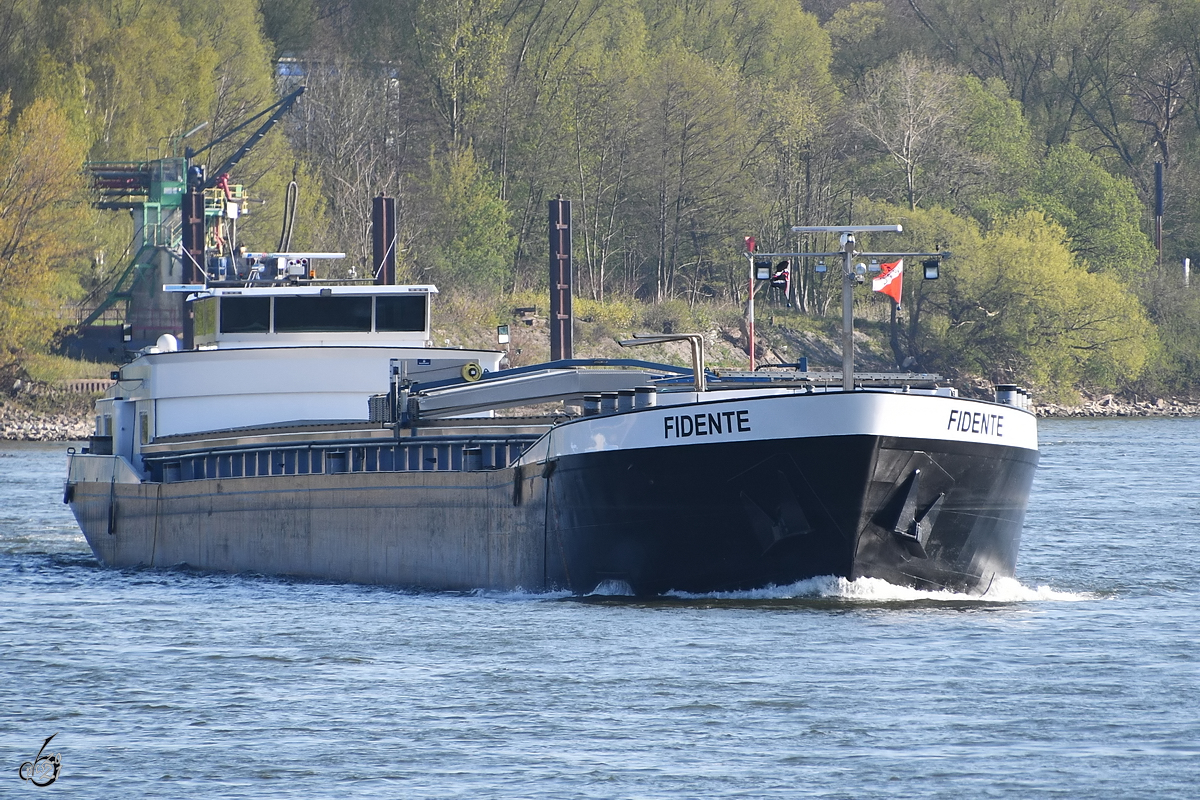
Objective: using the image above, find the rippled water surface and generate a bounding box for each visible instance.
[2,419,1198,798]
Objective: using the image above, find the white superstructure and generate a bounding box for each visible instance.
[93,283,502,471]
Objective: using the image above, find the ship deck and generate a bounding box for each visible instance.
[128,417,561,484]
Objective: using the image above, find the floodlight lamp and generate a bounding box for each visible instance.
[923,259,940,280]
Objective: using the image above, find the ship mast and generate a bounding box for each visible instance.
[746,224,948,391]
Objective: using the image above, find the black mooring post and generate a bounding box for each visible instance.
[181,189,205,284]
[549,197,573,361]
[180,188,206,348]
[373,195,396,285]
[1156,161,1164,273]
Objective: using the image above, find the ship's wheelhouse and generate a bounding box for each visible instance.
[191,285,436,349]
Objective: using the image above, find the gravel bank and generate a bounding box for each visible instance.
[1036,394,1200,418]
[0,402,92,442]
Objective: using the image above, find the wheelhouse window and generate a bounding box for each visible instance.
[375,295,427,332]
[275,296,372,332]
[220,297,271,333]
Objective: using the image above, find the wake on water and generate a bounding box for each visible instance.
[470,576,1092,603]
[662,575,1091,603]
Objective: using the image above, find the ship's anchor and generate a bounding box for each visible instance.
[888,469,944,559]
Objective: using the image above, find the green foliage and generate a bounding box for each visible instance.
[1021,145,1155,281]
[573,298,637,329]
[412,0,507,147]
[22,352,118,382]
[258,0,317,57]
[417,146,515,293]
[52,3,217,161]
[824,2,906,93]
[640,0,831,91]
[638,299,713,335]
[855,201,1155,397]
[956,76,1035,210]
[936,211,1153,396]
[0,95,92,366]
[903,0,1126,149]
[1139,284,1200,394]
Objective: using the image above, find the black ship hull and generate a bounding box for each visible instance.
[547,433,1037,595]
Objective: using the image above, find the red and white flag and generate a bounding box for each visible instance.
[872,259,903,306]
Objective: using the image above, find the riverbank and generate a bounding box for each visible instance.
[1035,392,1200,418]
[0,400,92,442]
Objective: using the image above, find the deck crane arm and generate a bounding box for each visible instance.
[185,86,306,189]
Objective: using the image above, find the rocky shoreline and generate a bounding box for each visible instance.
[1035,394,1200,418]
[1,402,93,442]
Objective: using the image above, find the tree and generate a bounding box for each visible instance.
[258,0,317,58]
[824,1,910,94]
[632,48,755,302]
[855,201,1154,394]
[1021,144,1155,281]
[566,47,646,300]
[1139,278,1200,393]
[414,146,515,292]
[52,3,216,161]
[950,75,1034,214]
[290,60,414,270]
[0,96,92,366]
[855,54,960,210]
[480,0,623,293]
[903,0,1103,147]
[933,211,1154,395]
[411,0,507,149]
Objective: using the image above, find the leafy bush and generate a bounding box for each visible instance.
[573,297,637,329]
[638,299,714,334]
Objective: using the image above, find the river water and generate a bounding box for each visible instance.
[2,419,1197,798]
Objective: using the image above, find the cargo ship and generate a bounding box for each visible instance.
[65,223,1039,595]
